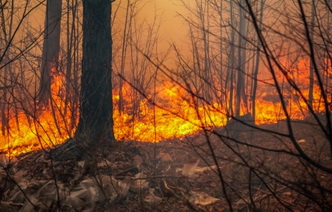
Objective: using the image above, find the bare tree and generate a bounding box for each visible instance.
[251,0,264,124]
[39,0,62,104]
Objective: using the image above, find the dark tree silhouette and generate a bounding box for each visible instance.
[76,0,115,144]
[50,0,115,160]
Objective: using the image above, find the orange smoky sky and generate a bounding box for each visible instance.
[28,0,188,51]
[113,0,190,68]
[124,0,188,47]
[44,1,186,53]
[147,0,187,43]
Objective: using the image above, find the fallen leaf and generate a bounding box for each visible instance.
[13,170,29,190]
[130,172,149,192]
[36,181,58,209]
[19,196,38,212]
[133,155,143,170]
[77,161,85,168]
[189,191,219,206]
[144,188,162,204]
[144,193,162,204]
[195,165,217,174]
[66,191,85,209]
[112,177,130,199]
[67,177,98,210]
[181,159,200,177]
[98,160,110,168]
[298,139,305,143]
[157,152,172,162]
[99,175,130,201]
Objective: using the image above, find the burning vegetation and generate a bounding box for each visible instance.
[0,0,332,211]
[0,58,330,157]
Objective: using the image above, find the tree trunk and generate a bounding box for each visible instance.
[118,0,130,114]
[39,0,62,104]
[49,0,114,160]
[308,0,316,108]
[235,0,247,117]
[227,0,236,117]
[251,0,264,124]
[76,0,115,144]
[202,0,211,101]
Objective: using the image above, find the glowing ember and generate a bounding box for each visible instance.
[0,59,330,157]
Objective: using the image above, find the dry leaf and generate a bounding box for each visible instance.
[144,194,162,204]
[110,176,130,199]
[130,172,149,192]
[0,201,23,211]
[298,139,305,143]
[98,160,110,168]
[195,165,217,174]
[99,175,129,201]
[133,155,143,170]
[14,171,29,190]
[77,161,85,168]
[19,180,68,210]
[37,181,58,209]
[144,188,162,204]
[67,175,130,209]
[19,196,38,212]
[66,190,86,209]
[189,191,219,206]
[67,177,99,210]
[157,152,172,162]
[181,159,200,177]
[80,177,95,189]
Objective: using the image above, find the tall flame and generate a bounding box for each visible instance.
[0,59,331,157]
[0,71,76,156]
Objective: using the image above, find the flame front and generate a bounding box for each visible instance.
[0,73,76,156]
[0,59,331,157]
[113,81,227,142]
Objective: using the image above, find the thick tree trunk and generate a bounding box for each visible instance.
[49,0,114,160]
[39,0,62,104]
[76,0,115,144]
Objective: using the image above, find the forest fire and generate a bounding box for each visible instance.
[0,72,76,157]
[1,1,332,211]
[0,58,329,157]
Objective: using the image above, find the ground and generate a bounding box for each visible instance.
[0,117,331,211]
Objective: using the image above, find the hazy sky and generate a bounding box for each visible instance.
[135,0,188,46]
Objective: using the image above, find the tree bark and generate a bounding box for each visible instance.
[251,0,264,124]
[75,0,115,144]
[49,0,114,160]
[39,0,62,104]
[235,0,247,117]
[308,0,316,108]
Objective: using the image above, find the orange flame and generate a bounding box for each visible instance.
[0,72,76,157]
[0,59,331,157]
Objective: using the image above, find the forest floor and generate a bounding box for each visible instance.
[0,116,332,211]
